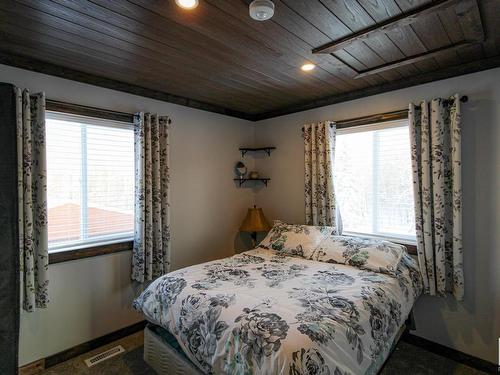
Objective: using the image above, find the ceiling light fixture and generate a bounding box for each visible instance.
[249,0,275,21]
[301,63,316,72]
[175,0,199,9]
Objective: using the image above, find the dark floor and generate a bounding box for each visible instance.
[41,331,488,374]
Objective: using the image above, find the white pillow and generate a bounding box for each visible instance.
[307,235,405,275]
[258,220,334,257]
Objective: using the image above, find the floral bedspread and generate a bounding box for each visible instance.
[134,248,422,375]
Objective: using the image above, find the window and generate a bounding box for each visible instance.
[334,119,416,242]
[46,112,134,252]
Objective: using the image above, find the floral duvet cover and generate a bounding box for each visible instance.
[134,248,422,375]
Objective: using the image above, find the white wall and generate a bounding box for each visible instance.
[254,67,500,363]
[0,64,256,366]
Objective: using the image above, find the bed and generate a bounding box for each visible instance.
[134,227,422,375]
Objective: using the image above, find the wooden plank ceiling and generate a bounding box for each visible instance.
[0,0,498,120]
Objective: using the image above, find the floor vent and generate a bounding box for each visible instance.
[84,345,125,367]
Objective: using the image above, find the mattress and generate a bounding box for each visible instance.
[134,248,422,374]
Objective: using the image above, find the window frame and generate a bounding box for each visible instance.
[45,100,135,264]
[334,110,417,253]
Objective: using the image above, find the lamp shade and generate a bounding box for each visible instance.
[240,206,271,232]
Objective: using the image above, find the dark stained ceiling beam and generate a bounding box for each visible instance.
[354,41,480,79]
[312,0,468,55]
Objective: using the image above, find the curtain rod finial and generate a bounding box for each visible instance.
[460,95,468,103]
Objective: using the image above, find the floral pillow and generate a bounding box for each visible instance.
[306,235,406,275]
[258,220,334,258]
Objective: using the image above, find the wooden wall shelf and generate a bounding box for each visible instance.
[236,147,274,187]
[239,147,276,157]
[234,178,270,187]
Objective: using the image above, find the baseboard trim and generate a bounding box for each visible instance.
[31,320,147,370]
[402,332,497,374]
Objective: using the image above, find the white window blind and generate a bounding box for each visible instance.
[46,112,134,251]
[334,119,416,242]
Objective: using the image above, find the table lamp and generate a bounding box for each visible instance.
[240,205,271,247]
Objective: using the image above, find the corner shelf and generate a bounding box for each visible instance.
[234,178,271,187]
[239,147,276,157]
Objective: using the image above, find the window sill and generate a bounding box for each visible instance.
[48,240,133,264]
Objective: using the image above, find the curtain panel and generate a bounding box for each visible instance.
[409,94,464,301]
[303,121,341,232]
[15,88,49,312]
[132,113,171,283]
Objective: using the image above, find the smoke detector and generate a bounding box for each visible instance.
[249,0,275,21]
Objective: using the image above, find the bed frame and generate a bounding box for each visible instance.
[144,325,203,375]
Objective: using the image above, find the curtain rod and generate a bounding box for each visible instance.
[302,95,468,130]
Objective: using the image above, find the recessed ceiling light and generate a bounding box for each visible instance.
[301,63,315,71]
[175,0,199,9]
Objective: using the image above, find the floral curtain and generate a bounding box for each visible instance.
[132,113,171,283]
[15,88,49,312]
[303,121,341,232]
[409,94,464,300]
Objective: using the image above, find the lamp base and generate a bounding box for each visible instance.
[251,232,257,248]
